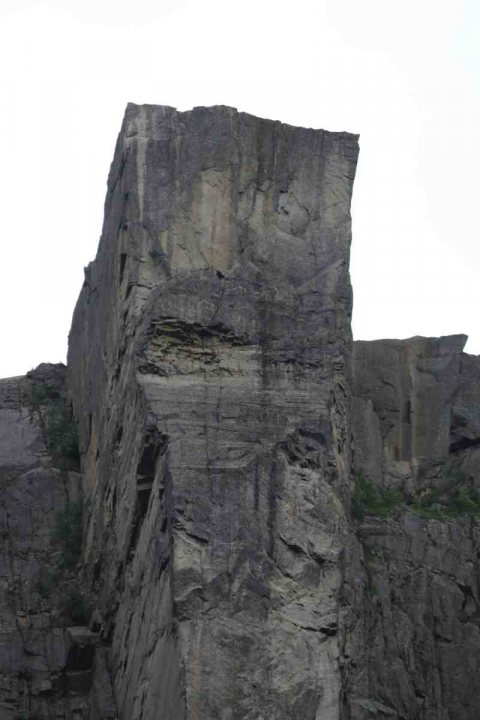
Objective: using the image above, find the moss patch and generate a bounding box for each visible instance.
[25,380,79,469]
[51,500,83,570]
[59,587,92,625]
[411,469,480,519]
[353,466,480,522]
[352,472,403,521]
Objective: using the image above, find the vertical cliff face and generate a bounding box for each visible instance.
[352,335,468,488]
[67,104,359,719]
[350,338,480,720]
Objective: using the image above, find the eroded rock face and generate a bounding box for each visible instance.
[67,104,359,719]
[350,338,480,720]
[352,335,468,490]
[0,365,115,720]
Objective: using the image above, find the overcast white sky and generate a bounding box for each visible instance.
[0,0,478,378]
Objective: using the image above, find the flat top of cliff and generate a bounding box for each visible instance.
[354,333,469,351]
[124,101,360,141]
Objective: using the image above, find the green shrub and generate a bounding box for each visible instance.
[60,588,91,625]
[51,500,83,570]
[353,466,480,523]
[412,474,480,519]
[45,402,80,467]
[25,380,79,469]
[25,381,59,407]
[35,567,58,598]
[352,472,403,521]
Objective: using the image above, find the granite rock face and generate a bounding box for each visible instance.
[0,365,115,719]
[350,337,480,720]
[352,335,468,490]
[67,104,359,720]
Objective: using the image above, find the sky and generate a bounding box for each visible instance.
[0,0,479,377]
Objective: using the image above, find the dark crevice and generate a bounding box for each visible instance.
[128,431,169,559]
[449,436,480,454]
[119,253,127,284]
[278,535,305,556]
[320,622,338,636]
[92,558,102,584]
[136,487,152,518]
[115,425,123,446]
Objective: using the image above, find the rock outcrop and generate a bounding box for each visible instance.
[67,104,359,720]
[2,104,480,720]
[349,337,480,720]
[0,365,115,719]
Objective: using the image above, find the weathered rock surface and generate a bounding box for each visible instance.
[352,335,468,490]
[350,337,480,719]
[0,365,115,720]
[67,104,359,719]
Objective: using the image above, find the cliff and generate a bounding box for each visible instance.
[1,105,479,720]
[67,103,359,720]
[0,365,115,718]
[349,336,480,719]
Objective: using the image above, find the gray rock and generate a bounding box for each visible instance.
[352,335,467,492]
[67,103,359,720]
[0,369,115,719]
[350,337,480,720]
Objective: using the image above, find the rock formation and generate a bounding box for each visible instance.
[1,104,480,720]
[67,104,359,720]
[0,365,115,718]
[349,336,480,720]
